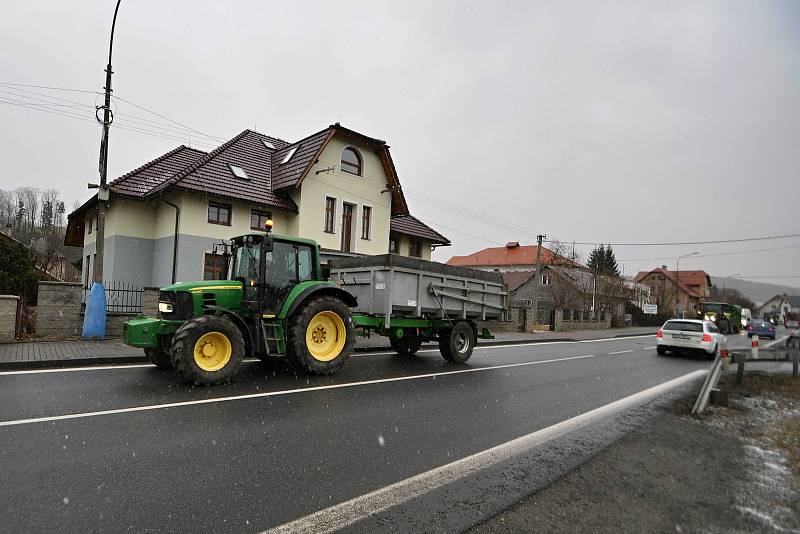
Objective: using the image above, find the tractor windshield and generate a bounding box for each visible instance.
[234,241,261,283]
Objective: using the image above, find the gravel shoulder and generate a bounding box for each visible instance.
[469,371,800,534]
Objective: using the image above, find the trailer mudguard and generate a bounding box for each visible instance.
[279,282,358,319]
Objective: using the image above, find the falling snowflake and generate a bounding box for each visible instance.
[377,435,385,447]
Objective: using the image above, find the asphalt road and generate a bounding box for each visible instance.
[0,330,777,533]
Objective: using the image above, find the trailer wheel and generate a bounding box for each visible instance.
[390,336,422,357]
[145,338,172,370]
[439,322,476,364]
[288,296,355,375]
[171,315,245,385]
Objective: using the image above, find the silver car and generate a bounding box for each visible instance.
[656,319,725,358]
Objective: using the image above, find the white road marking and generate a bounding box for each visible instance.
[0,353,607,428]
[644,346,657,350]
[0,335,653,376]
[261,369,707,534]
[764,335,789,349]
[608,349,634,355]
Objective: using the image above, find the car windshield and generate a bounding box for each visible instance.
[663,321,704,332]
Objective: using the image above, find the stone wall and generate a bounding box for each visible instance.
[36,282,83,337]
[143,287,159,317]
[106,312,139,338]
[554,309,612,331]
[0,295,19,342]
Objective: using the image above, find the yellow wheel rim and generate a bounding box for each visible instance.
[306,311,346,362]
[193,332,232,372]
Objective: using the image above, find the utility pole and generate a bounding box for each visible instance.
[92,0,122,284]
[530,234,546,329]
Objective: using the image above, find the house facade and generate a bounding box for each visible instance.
[65,124,449,288]
[634,266,706,318]
[756,294,800,324]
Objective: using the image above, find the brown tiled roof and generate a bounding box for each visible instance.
[390,215,450,245]
[447,244,579,268]
[151,130,298,211]
[108,145,207,197]
[501,271,536,292]
[676,270,711,288]
[271,127,334,190]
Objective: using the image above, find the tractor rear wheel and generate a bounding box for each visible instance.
[439,321,476,364]
[390,335,422,357]
[287,296,355,375]
[171,315,245,385]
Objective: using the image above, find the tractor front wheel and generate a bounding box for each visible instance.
[171,315,245,385]
[287,296,355,375]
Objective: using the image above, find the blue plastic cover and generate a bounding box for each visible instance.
[82,282,107,338]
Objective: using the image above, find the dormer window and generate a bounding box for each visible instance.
[281,146,298,164]
[341,147,362,176]
[229,164,249,180]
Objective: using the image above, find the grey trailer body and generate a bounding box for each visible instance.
[331,254,507,328]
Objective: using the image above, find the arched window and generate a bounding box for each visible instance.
[340,147,362,176]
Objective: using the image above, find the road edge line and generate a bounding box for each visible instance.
[261,369,707,534]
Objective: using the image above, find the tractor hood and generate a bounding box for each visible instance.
[160,280,244,293]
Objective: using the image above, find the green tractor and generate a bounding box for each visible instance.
[697,302,742,335]
[123,230,357,385]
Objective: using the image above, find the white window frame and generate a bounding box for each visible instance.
[323,196,337,234]
[542,273,551,286]
[360,204,372,240]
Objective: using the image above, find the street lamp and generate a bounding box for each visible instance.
[675,252,699,318]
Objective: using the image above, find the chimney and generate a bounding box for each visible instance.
[661,265,667,270]
[506,241,520,248]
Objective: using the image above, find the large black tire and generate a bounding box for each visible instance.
[656,346,668,356]
[145,338,173,370]
[439,322,476,364]
[170,315,245,385]
[390,336,422,357]
[287,296,355,375]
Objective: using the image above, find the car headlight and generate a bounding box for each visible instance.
[158,301,174,313]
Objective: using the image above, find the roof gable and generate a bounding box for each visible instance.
[635,268,700,297]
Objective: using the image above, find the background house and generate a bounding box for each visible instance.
[756,294,800,324]
[446,241,579,272]
[65,123,449,288]
[634,266,707,318]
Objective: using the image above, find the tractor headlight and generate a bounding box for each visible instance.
[158,301,174,313]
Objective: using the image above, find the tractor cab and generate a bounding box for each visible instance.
[229,230,321,316]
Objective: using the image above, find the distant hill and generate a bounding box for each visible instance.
[711,277,800,306]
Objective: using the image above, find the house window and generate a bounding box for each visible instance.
[361,206,371,240]
[250,209,272,231]
[203,253,227,280]
[409,240,423,258]
[389,234,399,254]
[324,197,336,233]
[85,254,91,288]
[207,201,231,226]
[340,147,362,176]
[542,274,551,286]
[87,217,92,234]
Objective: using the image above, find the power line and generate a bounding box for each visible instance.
[618,243,800,263]
[0,81,101,95]
[551,233,800,247]
[111,94,225,143]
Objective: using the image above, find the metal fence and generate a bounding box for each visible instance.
[82,281,143,313]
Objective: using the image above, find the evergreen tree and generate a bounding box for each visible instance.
[587,244,620,276]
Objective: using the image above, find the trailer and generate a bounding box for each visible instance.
[331,254,507,361]
[123,227,507,385]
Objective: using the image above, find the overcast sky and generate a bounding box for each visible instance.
[1,1,798,285]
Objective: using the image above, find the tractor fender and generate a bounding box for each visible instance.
[203,306,254,355]
[281,284,358,319]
